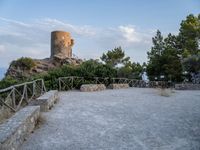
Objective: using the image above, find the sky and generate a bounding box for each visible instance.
[0,0,199,78]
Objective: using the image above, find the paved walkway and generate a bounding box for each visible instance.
[21,88,200,150]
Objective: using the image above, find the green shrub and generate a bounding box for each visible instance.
[0,76,19,89]
[77,60,117,78]
[12,57,36,70]
[31,60,117,90]
[1,59,117,90]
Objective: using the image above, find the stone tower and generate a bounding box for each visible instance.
[51,31,74,59]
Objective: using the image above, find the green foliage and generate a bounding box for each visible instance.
[182,49,191,58]
[182,54,200,74]
[0,59,118,90]
[147,31,182,81]
[30,60,117,90]
[32,65,78,90]
[178,14,200,76]
[178,14,200,56]
[131,62,143,79]
[162,34,183,81]
[101,46,143,79]
[0,76,18,89]
[147,30,164,59]
[117,65,132,78]
[147,30,165,81]
[101,47,130,67]
[12,57,36,70]
[147,14,200,82]
[74,59,116,78]
[117,61,143,79]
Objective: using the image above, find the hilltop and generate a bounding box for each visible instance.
[5,31,82,79]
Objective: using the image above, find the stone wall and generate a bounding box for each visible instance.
[29,90,59,112]
[108,84,129,89]
[51,31,74,59]
[0,106,40,150]
[80,84,106,92]
[175,83,200,90]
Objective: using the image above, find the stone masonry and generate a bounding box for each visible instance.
[80,84,106,92]
[108,84,129,89]
[29,90,59,112]
[0,106,40,150]
[51,31,74,59]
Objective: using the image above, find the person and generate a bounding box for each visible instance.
[142,71,149,86]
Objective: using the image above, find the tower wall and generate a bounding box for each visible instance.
[51,31,74,59]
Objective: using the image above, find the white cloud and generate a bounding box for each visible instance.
[0,17,155,68]
[0,17,30,27]
[119,25,141,42]
[33,18,96,37]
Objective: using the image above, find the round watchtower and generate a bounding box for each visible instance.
[51,31,74,59]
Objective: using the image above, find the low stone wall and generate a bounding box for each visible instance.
[175,83,200,90]
[80,84,106,92]
[0,106,40,150]
[108,84,129,89]
[30,90,59,112]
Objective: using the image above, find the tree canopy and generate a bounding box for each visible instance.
[146,14,200,82]
[147,31,182,81]
[100,47,130,67]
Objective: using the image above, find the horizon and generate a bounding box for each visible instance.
[0,0,199,79]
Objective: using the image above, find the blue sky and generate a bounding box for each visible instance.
[0,0,199,78]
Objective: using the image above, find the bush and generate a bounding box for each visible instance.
[12,57,36,70]
[31,60,117,90]
[77,60,117,78]
[0,76,19,90]
[1,59,118,90]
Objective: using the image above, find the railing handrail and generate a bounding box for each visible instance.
[58,76,167,82]
[0,79,46,112]
[0,79,44,93]
[58,76,168,91]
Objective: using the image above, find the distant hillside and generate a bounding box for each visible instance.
[0,68,6,80]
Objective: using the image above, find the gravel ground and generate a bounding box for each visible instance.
[21,88,200,150]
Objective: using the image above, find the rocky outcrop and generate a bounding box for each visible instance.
[6,57,82,79]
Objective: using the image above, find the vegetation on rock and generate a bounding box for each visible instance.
[12,57,36,70]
